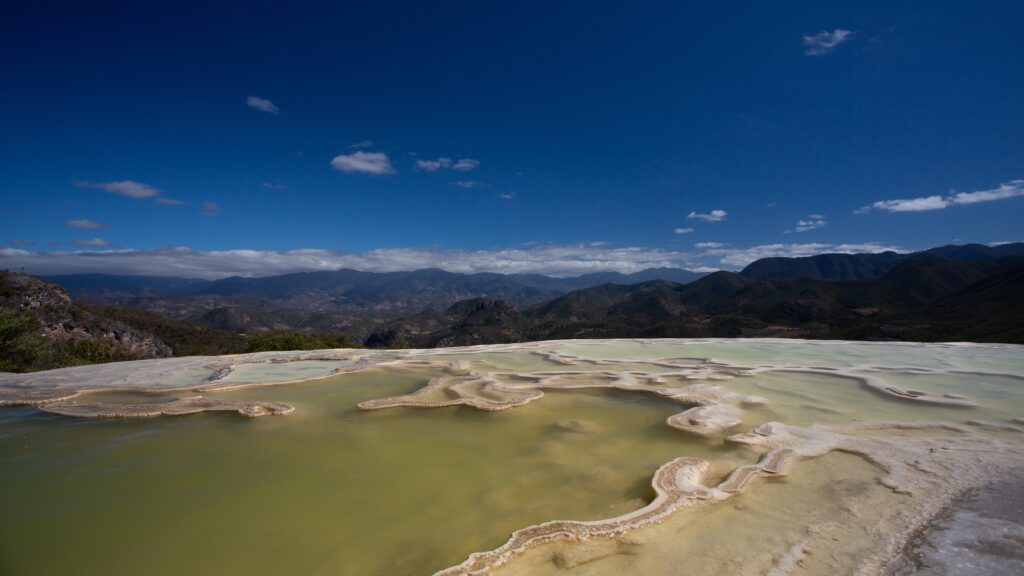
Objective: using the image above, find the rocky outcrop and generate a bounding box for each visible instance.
[0,271,172,364]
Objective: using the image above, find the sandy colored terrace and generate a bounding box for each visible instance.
[1,338,1023,576]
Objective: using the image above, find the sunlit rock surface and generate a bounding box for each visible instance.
[1,339,1022,576]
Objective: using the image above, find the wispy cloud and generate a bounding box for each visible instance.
[66,219,107,229]
[455,180,486,189]
[153,197,185,205]
[75,180,160,199]
[330,151,396,175]
[950,179,1024,204]
[855,179,1024,214]
[246,96,279,115]
[9,239,35,246]
[674,227,695,234]
[260,181,287,190]
[803,29,853,56]
[72,238,110,247]
[75,179,183,206]
[687,209,728,222]
[695,242,726,249]
[415,157,479,172]
[856,196,947,213]
[415,157,452,172]
[201,201,220,217]
[786,214,827,233]
[698,242,903,268]
[498,192,516,200]
[452,158,480,172]
[349,140,374,149]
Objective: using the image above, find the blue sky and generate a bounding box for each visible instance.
[1,1,1022,277]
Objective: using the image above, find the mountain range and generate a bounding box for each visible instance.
[739,242,1024,281]
[1,242,1017,370]
[46,267,707,332]
[365,243,1024,346]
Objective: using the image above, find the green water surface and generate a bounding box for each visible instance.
[0,367,725,576]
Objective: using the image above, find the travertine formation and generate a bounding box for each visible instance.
[433,419,1024,576]
[433,444,810,576]
[0,350,386,417]
[1,338,1022,576]
[760,368,979,407]
[39,395,294,418]
[433,456,716,575]
[358,361,765,436]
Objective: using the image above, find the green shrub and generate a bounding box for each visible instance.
[0,308,48,372]
[245,331,360,353]
[54,338,139,367]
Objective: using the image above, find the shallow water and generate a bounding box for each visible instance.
[0,368,734,576]
[552,339,1021,372]
[1,340,1022,576]
[215,359,347,383]
[725,370,1021,428]
[495,451,904,576]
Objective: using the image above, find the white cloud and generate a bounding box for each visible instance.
[246,96,279,115]
[451,158,480,172]
[949,179,1024,204]
[0,241,923,278]
[260,181,287,190]
[674,227,695,235]
[73,238,110,247]
[75,180,160,199]
[66,219,107,229]
[697,242,904,269]
[687,209,728,222]
[862,195,949,213]
[786,214,827,233]
[855,179,1024,214]
[498,192,516,200]
[349,140,374,149]
[455,180,486,189]
[330,151,396,175]
[201,201,220,217]
[803,29,853,56]
[415,157,452,172]
[695,242,726,249]
[0,245,704,279]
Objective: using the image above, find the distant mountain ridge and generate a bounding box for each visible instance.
[47,267,708,317]
[38,243,1024,341]
[368,248,1024,346]
[3,243,1021,372]
[49,267,707,298]
[739,243,1024,281]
